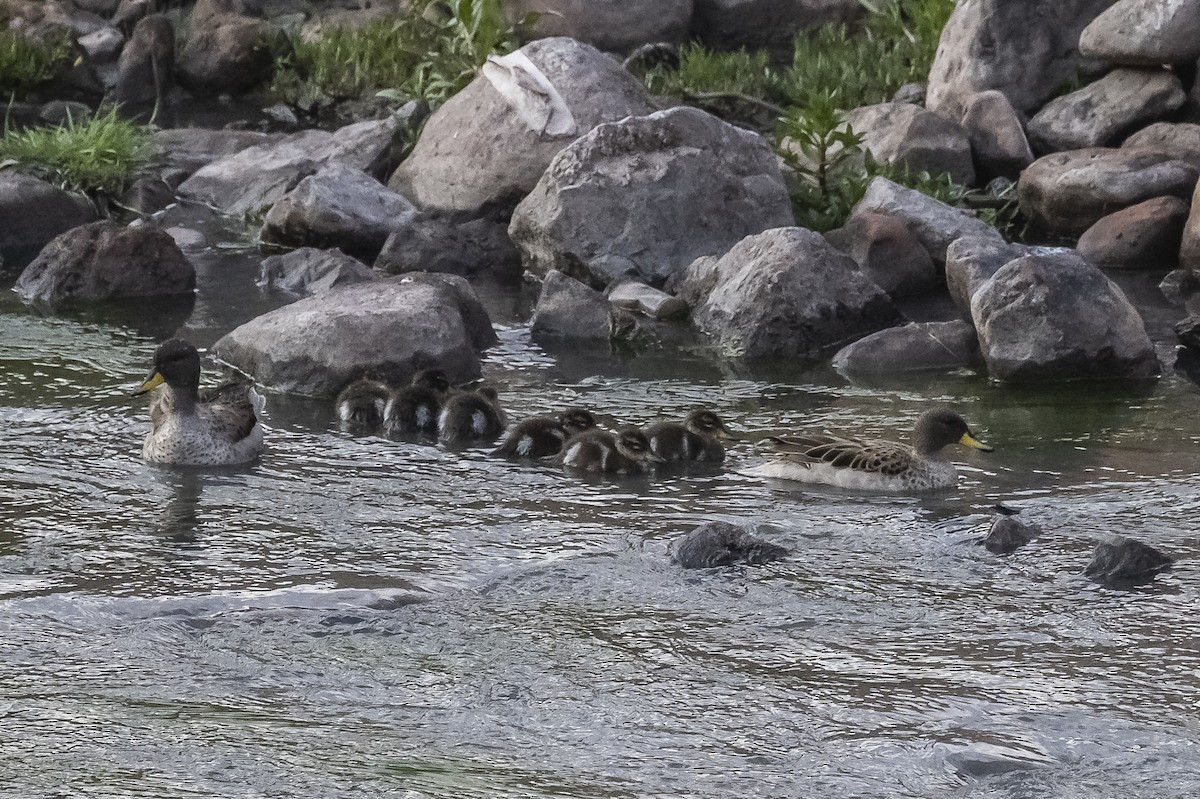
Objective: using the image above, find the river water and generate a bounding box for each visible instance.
[1,212,1197,798]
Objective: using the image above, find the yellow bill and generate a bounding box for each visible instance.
[960,432,993,452]
[134,371,165,396]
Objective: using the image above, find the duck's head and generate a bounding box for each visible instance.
[914,409,992,455]
[134,338,200,395]
[413,368,451,393]
[559,407,597,435]
[685,408,732,438]
[615,427,665,463]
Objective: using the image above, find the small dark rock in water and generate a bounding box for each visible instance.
[981,505,1040,554]
[1085,537,1174,587]
[672,521,788,569]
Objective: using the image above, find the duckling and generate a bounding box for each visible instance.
[134,338,265,466]
[747,408,992,492]
[437,385,506,444]
[553,426,664,474]
[335,376,390,429]
[645,408,731,464]
[491,407,597,459]
[382,368,451,434]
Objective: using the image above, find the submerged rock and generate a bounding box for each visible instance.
[672,521,789,569]
[980,506,1040,554]
[607,280,687,321]
[970,251,1159,381]
[529,270,613,343]
[389,37,655,216]
[833,321,981,377]
[1084,537,1174,586]
[15,221,194,306]
[258,247,379,296]
[510,106,794,288]
[213,274,496,398]
[679,227,899,361]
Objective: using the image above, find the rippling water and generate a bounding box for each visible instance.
[2,222,1198,798]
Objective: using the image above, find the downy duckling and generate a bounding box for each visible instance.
[491,407,598,459]
[382,368,451,434]
[554,427,664,474]
[335,376,391,429]
[438,386,506,444]
[645,408,731,464]
[134,338,265,466]
[747,408,992,492]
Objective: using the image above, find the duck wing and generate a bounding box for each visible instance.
[769,433,914,476]
[199,382,262,442]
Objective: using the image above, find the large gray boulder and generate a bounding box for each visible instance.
[1018,148,1198,236]
[258,247,380,296]
[388,37,656,216]
[1122,122,1200,170]
[260,163,417,258]
[0,172,96,259]
[1027,68,1186,153]
[14,221,194,306]
[1079,0,1200,65]
[510,107,793,288]
[845,102,975,186]
[679,227,899,360]
[833,320,981,377]
[1076,196,1189,269]
[926,0,1119,120]
[692,0,864,52]
[212,273,497,398]
[970,251,1159,381]
[944,236,1067,320]
[503,0,692,53]
[847,177,1004,265]
[177,118,397,215]
[959,90,1035,181]
[375,213,520,278]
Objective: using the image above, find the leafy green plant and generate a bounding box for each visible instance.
[0,108,153,194]
[0,27,72,97]
[777,94,871,231]
[270,0,533,109]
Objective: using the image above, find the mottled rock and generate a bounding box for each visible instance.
[177,117,397,215]
[389,38,656,216]
[970,251,1159,381]
[14,221,194,306]
[212,274,497,398]
[375,213,520,279]
[110,13,173,108]
[258,247,379,296]
[672,521,789,569]
[504,0,692,52]
[926,0,1119,120]
[824,210,938,298]
[529,270,612,343]
[607,280,687,320]
[510,107,794,289]
[960,90,1035,181]
[260,163,417,258]
[1018,148,1198,236]
[848,177,1004,264]
[944,237,1068,320]
[1085,537,1174,586]
[692,0,864,52]
[980,506,1040,554]
[833,320,981,376]
[177,14,276,95]
[1181,180,1200,270]
[1123,122,1200,170]
[1079,0,1200,65]
[0,173,97,258]
[1076,196,1189,268]
[679,227,898,360]
[1027,68,1186,153]
[845,102,975,186]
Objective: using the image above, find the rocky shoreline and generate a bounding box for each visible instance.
[3,0,1200,394]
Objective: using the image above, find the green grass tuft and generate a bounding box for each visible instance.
[0,27,73,96]
[0,108,154,194]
